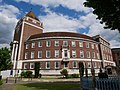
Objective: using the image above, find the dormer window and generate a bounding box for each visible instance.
[86,42,89,48]
[72,41,76,47]
[63,41,68,46]
[55,41,59,46]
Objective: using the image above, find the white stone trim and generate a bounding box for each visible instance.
[17,60,22,69]
[11,43,15,62]
[18,21,24,60]
[13,43,18,69]
[21,58,102,62]
[104,60,116,63]
[25,16,40,23]
[24,21,43,30]
[28,36,99,44]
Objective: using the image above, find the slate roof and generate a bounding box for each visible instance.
[28,32,94,40]
[26,11,39,21]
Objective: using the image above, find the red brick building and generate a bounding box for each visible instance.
[111,48,120,67]
[11,11,115,76]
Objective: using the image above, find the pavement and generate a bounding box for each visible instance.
[0,83,14,90]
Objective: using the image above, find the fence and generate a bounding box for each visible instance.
[82,77,120,90]
[96,77,120,90]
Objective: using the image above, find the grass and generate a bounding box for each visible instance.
[14,82,80,90]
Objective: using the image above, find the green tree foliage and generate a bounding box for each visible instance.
[60,69,68,78]
[20,71,33,78]
[84,0,120,32]
[0,47,12,71]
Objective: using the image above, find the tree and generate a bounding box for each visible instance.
[84,0,120,32]
[60,69,68,78]
[0,47,12,72]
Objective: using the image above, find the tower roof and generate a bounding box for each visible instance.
[25,10,39,21]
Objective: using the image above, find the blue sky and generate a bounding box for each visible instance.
[0,0,120,48]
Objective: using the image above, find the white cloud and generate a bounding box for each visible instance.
[1,1,120,48]
[83,14,120,48]
[39,9,84,32]
[39,8,120,48]
[0,4,19,48]
[14,0,92,13]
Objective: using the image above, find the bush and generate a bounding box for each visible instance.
[60,69,68,78]
[20,71,26,78]
[20,71,33,78]
[0,80,3,86]
[98,68,108,79]
[71,74,79,78]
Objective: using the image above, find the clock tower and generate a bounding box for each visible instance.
[11,11,43,76]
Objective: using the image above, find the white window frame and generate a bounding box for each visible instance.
[64,63,68,68]
[39,62,42,69]
[30,62,34,69]
[46,41,51,47]
[73,61,77,68]
[38,51,42,58]
[91,43,94,49]
[88,62,91,68]
[55,41,59,47]
[55,50,59,58]
[64,50,68,58]
[72,41,76,47]
[31,42,35,48]
[24,63,27,69]
[46,50,51,58]
[38,41,42,47]
[86,51,90,58]
[79,41,83,47]
[92,52,95,58]
[94,62,97,68]
[86,42,89,48]
[46,61,50,69]
[63,41,68,46]
[26,44,29,49]
[55,61,59,69]
[72,50,76,58]
[31,51,34,59]
[80,50,84,58]
[25,52,28,59]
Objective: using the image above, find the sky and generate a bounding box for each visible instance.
[0,0,120,48]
